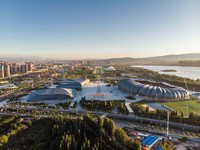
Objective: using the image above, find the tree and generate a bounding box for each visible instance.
[103,117,115,136]
[146,106,149,113]
[0,135,8,144]
[115,128,128,144]
[132,140,142,150]
[181,112,184,118]
[97,116,104,127]
[104,101,107,107]
[27,120,32,126]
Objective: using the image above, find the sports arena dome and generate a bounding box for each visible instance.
[118,79,190,100]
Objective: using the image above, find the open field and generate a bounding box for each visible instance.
[160,100,200,116]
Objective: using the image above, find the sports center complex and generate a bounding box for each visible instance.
[118,79,190,100]
[28,78,90,102]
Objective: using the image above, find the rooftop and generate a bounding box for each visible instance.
[32,88,73,97]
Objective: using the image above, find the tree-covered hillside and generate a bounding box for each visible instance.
[0,114,141,150]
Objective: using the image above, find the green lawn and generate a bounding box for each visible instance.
[160,100,200,116]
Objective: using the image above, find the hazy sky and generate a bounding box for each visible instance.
[0,0,200,59]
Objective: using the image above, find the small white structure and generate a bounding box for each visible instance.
[0,83,18,89]
[105,66,116,71]
[125,102,134,115]
[191,93,200,100]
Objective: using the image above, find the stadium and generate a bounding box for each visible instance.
[56,78,90,90]
[28,88,73,102]
[27,78,90,102]
[118,79,190,100]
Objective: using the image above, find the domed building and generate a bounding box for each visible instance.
[28,88,73,102]
[105,66,116,71]
[118,79,190,100]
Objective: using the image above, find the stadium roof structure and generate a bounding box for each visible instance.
[57,78,90,90]
[28,88,73,102]
[33,88,73,97]
[118,79,190,100]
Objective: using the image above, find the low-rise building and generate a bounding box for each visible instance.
[28,88,73,102]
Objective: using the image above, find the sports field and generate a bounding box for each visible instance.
[160,100,200,116]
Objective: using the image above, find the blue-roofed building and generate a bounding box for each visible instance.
[141,135,159,148]
[156,147,164,150]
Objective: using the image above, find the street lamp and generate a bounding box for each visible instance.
[186,106,189,118]
[156,94,157,101]
[31,78,34,89]
[166,111,170,137]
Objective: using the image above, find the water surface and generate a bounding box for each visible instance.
[132,65,200,80]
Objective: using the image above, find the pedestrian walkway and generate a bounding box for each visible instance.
[125,102,134,115]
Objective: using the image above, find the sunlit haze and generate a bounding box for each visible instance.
[0,0,200,59]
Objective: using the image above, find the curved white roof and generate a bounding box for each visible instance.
[105,66,116,71]
[118,79,190,100]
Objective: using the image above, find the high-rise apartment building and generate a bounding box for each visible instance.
[27,62,32,72]
[12,63,20,73]
[0,61,33,78]
[25,62,32,72]
[0,66,4,78]
[4,64,10,78]
[20,64,26,73]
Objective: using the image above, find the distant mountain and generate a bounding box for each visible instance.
[98,53,200,66]
[1,53,200,66]
[100,57,137,64]
[145,53,200,62]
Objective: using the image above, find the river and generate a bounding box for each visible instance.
[132,65,200,80]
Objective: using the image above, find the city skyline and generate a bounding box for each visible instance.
[1,0,200,59]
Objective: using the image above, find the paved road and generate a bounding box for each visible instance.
[1,105,200,143]
[1,105,200,132]
[106,113,200,132]
[113,119,200,143]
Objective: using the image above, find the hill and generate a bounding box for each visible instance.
[99,53,200,66]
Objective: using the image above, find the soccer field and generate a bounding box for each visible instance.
[160,100,200,116]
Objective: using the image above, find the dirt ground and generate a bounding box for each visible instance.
[173,141,200,150]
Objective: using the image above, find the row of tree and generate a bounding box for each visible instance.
[130,103,200,126]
